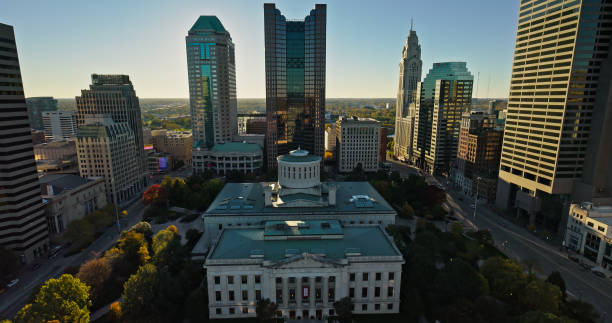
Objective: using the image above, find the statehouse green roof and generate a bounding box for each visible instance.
[264,220,343,237]
[210,142,261,153]
[190,16,226,32]
[278,154,321,163]
[209,225,401,261]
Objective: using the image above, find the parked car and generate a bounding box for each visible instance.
[591,267,608,278]
[7,279,19,288]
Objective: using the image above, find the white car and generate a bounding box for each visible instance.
[7,279,19,288]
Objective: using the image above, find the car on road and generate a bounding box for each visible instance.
[591,267,608,278]
[7,279,19,288]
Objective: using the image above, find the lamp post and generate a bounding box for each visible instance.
[473,176,482,219]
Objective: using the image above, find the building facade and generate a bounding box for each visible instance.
[324,125,336,152]
[264,4,327,168]
[192,142,263,175]
[496,0,612,222]
[0,23,48,263]
[39,174,107,235]
[379,127,388,163]
[393,27,422,161]
[34,140,77,161]
[238,114,266,135]
[26,96,57,130]
[76,117,141,205]
[453,111,503,202]
[150,129,193,166]
[565,202,612,275]
[336,117,381,173]
[76,74,147,187]
[187,16,238,149]
[411,62,474,175]
[42,110,77,142]
[205,220,404,320]
[246,118,266,135]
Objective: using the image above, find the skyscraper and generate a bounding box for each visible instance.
[42,110,77,142]
[394,25,422,161]
[264,3,326,169]
[26,96,58,130]
[0,23,48,263]
[76,74,146,188]
[496,0,612,224]
[411,62,474,175]
[186,16,237,150]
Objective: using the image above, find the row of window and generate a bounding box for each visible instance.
[349,286,394,298]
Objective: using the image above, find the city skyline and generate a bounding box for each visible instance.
[0,0,518,99]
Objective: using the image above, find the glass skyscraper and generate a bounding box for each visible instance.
[264,3,326,169]
[411,62,474,175]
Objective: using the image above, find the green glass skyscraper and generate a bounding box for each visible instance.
[264,3,326,169]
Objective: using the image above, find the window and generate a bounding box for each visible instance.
[228,276,234,284]
[229,291,235,301]
[216,308,222,315]
[289,277,296,284]
[362,304,368,311]
[290,289,296,301]
[215,291,221,301]
[315,276,322,283]
[387,303,393,310]
[375,287,380,297]
[362,287,368,298]
[349,273,355,281]
[388,287,394,297]
[328,288,335,301]
[214,276,220,284]
[329,276,335,282]
[242,275,248,284]
[256,290,262,301]
[375,304,380,311]
[376,272,381,281]
[276,277,282,284]
[349,288,354,298]
[242,290,248,301]
[255,275,261,284]
[302,277,309,283]
[388,272,395,281]
[329,309,335,316]
[229,308,235,315]
[362,273,369,281]
[242,307,248,314]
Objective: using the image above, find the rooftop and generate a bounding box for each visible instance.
[278,149,321,163]
[190,16,226,33]
[205,181,395,215]
[208,224,400,261]
[264,220,343,238]
[39,174,94,195]
[210,141,262,153]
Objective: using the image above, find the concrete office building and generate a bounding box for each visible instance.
[196,149,396,249]
[496,0,612,223]
[34,140,77,161]
[393,25,422,161]
[26,96,57,130]
[237,114,266,135]
[411,62,474,175]
[31,129,45,144]
[39,174,107,235]
[0,23,49,263]
[565,202,612,274]
[205,219,404,320]
[76,116,141,205]
[324,125,336,152]
[246,118,266,135]
[42,110,77,142]
[336,117,381,173]
[187,16,239,174]
[76,74,147,187]
[150,129,193,166]
[453,111,503,202]
[192,142,263,175]
[264,4,327,168]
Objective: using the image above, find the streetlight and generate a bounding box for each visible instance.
[473,176,482,219]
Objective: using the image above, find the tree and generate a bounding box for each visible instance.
[185,287,208,323]
[76,257,111,304]
[451,222,464,236]
[516,311,576,323]
[15,274,91,323]
[520,279,562,314]
[0,247,20,286]
[546,271,566,299]
[480,257,527,304]
[108,301,122,322]
[333,297,353,323]
[84,209,114,232]
[152,226,182,272]
[399,202,415,219]
[255,299,278,322]
[118,231,149,265]
[121,264,159,319]
[62,219,95,250]
[324,151,333,159]
[434,259,489,302]
[142,184,168,207]
[130,221,153,240]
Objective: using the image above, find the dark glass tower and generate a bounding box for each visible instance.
[264,3,326,169]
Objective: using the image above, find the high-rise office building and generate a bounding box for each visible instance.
[264,3,327,169]
[394,26,422,161]
[42,110,77,141]
[336,116,381,173]
[186,16,237,150]
[76,116,140,205]
[411,62,474,175]
[496,0,612,223]
[26,96,57,130]
[76,74,146,187]
[0,23,48,263]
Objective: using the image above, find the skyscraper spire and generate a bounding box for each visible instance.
[410,17,413,31]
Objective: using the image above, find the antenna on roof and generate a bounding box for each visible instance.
[410,18,413,31]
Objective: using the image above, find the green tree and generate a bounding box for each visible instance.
[546,271,566,299]
[62,219,94,250]
[517,311,577,323]
[151,226,182,270]
[400,202,415,219]
[434,259,489,302]
[130,221,153,240]
[121,264,159,319]
[255,299,278,322]
[185,287,208,323]
[480,257,527,304]
[521,279,562,314]
[118,231,149,265]
[451,222,464,235]
[15,274,91,323]
[333,297,353,323]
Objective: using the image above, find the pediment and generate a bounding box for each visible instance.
[268,253,344,269]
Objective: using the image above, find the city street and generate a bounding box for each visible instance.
[388,159,612,322]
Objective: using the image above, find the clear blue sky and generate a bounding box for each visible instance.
[1,0,518,99]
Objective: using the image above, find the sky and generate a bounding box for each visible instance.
[1,0,519,99]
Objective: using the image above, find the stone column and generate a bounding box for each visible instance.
[296,277,302,307]
[309,276,316,308]
[283,277,289,308]
[323,276,329,307]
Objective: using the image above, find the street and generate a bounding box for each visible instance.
[388,159,612,322]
